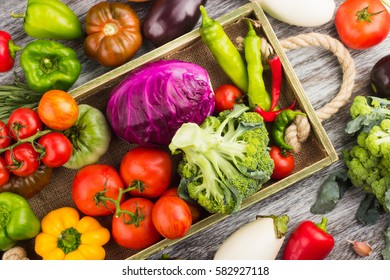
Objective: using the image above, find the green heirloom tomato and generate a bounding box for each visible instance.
[0,192,41,251]
[11,0,83,40]
[63,104,111,170]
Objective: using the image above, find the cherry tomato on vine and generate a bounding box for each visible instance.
[269,145,295,180]
[112,197,162,250]
[8,108,43,140]
[37,132,73,168]
[4,143,40,177]
[72,164,125,216]
[152,196,192,240]
[8,108,42,140]
[335,0,390,50]
[0,156,10,187]
[0,120,12,149]
[214,84,244,113]
[119,146,173,198]
[37,89,79,131]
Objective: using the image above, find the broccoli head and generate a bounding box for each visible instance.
[169,104,273,215]
[343,96,390,212]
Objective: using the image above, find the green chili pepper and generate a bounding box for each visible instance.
[11,0,82,40]
[199,5,248,93]
[20,39,82,93]
[244,20,271,111]
[272,109,306,151]
[0,192,41,251]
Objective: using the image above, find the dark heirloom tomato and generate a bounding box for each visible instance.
[0,165,52,198]
[84,2,142,67]
[143,0,207,47]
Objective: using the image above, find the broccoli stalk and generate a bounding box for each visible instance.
[170,104,274,215]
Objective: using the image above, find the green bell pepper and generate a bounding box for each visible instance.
[20,39,82,93]
[0,192,41,251]
[11,0,82,40]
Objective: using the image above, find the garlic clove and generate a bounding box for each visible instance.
[347,240,372,257]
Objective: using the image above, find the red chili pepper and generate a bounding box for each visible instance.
[253,99,297,122]
[282,217,335,260]
[268,54,282,111]
[0,31,21,73]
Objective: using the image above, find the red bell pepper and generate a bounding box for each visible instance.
[282,217,335,260]
[0,31,21,72]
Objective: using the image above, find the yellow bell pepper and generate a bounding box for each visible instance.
[34,207,110,260]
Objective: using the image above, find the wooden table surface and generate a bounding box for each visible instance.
[1,0,389,260]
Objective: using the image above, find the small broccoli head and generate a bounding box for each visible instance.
[350,96,376,119]
[364,119,390,158]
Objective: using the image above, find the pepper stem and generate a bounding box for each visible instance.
[9,12,26,19]
[246,20,257,37]
[8,40,21,59]
[316,217,329,233]
[57,227,81,254]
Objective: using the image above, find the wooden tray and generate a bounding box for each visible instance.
[24,1,337,260]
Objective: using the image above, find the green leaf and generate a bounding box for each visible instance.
[356,194,383,225]
[310,170,351,214]
[382,224,390,260]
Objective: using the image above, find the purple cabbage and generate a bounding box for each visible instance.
[106,59,215,145]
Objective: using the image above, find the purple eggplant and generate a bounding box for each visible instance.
[371,54,390,98]
[143,0,207,47]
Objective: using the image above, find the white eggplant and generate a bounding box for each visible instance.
[214,215,289,260]
[257,0,336,27]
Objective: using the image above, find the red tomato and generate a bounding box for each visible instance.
[37,132,73,168]
[72,164,125,216]
[269,145,295,180]
[4,143,39,177]
[0,156,10,187]
[0,120,12,149]
[152,196,192,239]
[37,89,79,131]
[120,146,173,198]
[214,84,244,113]
[8,108,43,140]
[112,197,162,250]
[161,187,203,224]
[335,0,390,50]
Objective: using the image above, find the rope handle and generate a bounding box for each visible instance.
[279,33,356,153]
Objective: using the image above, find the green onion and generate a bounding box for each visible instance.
[0,80,43,122]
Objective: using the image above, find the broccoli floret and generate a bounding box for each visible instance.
[346,96,390,134]
[170,104,273,215]
[343,96,390,212]
[365,119,390,158]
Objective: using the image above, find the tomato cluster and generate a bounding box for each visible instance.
[71,146,200,250]
[0,90,78,189]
